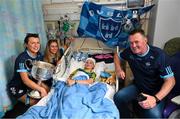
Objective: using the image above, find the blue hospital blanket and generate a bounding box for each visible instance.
[17,81,119,119]
[77,2,154,48]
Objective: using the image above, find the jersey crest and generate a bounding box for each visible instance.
[99,17,122,42]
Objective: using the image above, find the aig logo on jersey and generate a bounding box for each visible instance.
[99,17,122,42]
[145,62,151,66]
[150,56,154,59]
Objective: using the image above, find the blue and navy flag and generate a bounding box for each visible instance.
[77,2,154,48]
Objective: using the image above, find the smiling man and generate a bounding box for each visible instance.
[113,29,175,118]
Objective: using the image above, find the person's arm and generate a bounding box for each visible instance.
[66,78,94,86]
[74,71,95,85]
[67,69,95,86]
[139,76,175,109]
[155,52,176,102]
[75,78,94,84]
[66,69,78,86]
[20,72,48,97]
[114,52,126,80]
[155,76,175,101]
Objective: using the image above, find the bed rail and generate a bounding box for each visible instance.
[77,47,113,54]
[53,46,73,79]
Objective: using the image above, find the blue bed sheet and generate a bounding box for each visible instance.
[17,81,119,119]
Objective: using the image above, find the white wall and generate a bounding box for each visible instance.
[42,0,127,21]
[42,0,180,49]
[151,0,180,49]
[72,38,111,49]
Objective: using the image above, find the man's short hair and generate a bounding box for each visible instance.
[129,29,145,36]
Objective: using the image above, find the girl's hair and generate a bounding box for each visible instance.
[43,39,62,65]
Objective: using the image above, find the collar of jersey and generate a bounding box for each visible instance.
[137,45,149,57]
[26,50,37,59]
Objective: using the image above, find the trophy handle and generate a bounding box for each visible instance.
[25,59,33,70]
[54,65,61,74]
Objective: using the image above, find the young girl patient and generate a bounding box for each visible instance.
[66,58,96,86]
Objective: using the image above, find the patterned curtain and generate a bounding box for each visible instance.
[0,0,47,117]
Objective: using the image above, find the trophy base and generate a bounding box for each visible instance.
[28,90,41,99]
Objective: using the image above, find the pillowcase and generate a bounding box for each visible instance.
[105,63,115,72]
[93,61,106,81]
[69,58,84,75]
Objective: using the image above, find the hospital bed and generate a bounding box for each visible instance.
[17,38,120,119]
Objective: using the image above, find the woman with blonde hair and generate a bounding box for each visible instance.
[43,39,62,66]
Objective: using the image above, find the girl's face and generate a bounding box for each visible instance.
[85,60,95,70]
[49,42,58,54]
[26,37,40,56]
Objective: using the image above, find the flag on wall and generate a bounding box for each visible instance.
[77,2,154,48]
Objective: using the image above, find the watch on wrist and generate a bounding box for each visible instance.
[154,95,160,104]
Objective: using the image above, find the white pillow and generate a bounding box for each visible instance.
[93,61,106,81]
[105,63,115,72]
[69,58,84,75]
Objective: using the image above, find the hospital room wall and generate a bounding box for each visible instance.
[42,0,180,50]
[148,0,180,49]
[72,38,111,50]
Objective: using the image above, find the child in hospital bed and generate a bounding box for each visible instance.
[66,58,96,86]
[17,58,119,119]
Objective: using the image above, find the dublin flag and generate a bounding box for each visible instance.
[77,2,154,48]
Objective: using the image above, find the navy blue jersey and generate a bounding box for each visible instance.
[9,50,43,90]
[119,45,174,95]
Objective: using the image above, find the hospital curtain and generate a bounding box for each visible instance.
[0,0,47,117]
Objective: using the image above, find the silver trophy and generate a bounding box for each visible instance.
[25,60,56,99]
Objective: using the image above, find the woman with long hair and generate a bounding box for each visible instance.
[43,39,62,66]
